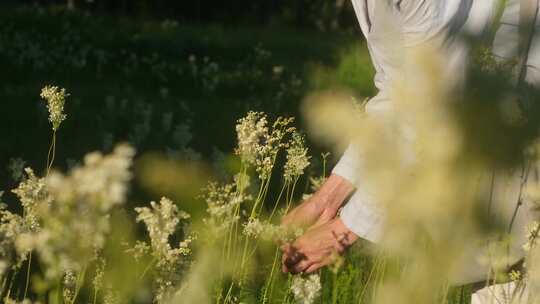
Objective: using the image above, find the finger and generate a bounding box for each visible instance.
[291,259,314,274]
[285,251,303,268]
[305,263,324,274]
[331,231,346,253]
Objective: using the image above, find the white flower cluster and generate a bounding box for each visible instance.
[283,132,311,182]
[12,168,50,232]
[125,240,151,262]
[236,111,269,164]
[40,85,69,131]
[46,144,135,210]
[63,269,77,304]
[0,201,23,281]
[135,197,192,267]
[290,274,322,304]
[15,144,135,279]
[235,111,295,180]
[135,197,193,303]
[201,182,251,233]
[243,218,303,243]
[0,169,50,274]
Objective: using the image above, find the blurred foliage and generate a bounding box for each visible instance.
[0,6,374,194]
[9,0,360,31]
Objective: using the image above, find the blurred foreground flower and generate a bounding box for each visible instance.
[15,144,135,279]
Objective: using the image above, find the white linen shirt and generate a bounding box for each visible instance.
[335,0,540,248]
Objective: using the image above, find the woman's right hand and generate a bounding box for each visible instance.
[281,174,355,230]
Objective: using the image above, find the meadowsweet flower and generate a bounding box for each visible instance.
[104,289,119,304]
[235,111,269,164]
[45,144,135,210]
[233,172,250,192]
[18,144,135,279]
[283,132,311,182]
[135,197,191,266]
[201,182,251,233]
[12,168,49,232]
[235,112,295,179]
[243,218,302,242]
[125,240,151,262]
[290,274,321,304]
[0,202,24,278]
[135,197,193,302]
[93,259,106,293]
[63,269,77,303]
[243,218,265,238]
[40,85,69,131]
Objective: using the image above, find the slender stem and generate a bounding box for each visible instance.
[139,259,156,281]
[70,265,87,304]
[281,275,292,303]
[268,184,288,221]
[331,271,338,304]
[223,283,234,304]
[262,247,280,304]
[46,132,57,175]
[0,272,7,300]
[4,267,19,301]
[1,268,14,301]
[23,251,32,299]
[92,286,99,304]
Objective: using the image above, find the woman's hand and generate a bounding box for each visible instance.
[281,217,358,274]
[281,174,355,230]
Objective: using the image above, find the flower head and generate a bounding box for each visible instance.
[283,132,311,182]
[135,197,193,302]
[235,112,295,180]
[40,85,69,131]
[135,197,192,266]
[290,274,321,304]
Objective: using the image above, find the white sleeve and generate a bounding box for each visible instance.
[338,0,475,243]
[331,144,361,185]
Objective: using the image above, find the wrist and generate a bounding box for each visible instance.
[313,174,354,212]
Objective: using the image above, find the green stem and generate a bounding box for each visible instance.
[261,247,280,304]
[70,265,87,304]
[138,258,156,282]
[23,251,32,299]
[223,283,234,304]
[331,271,338,304]
[281,275,292,303]
[268,183,288,222]
[92,286,99,304]
[46,132,57,175]
[4,267,19,301]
